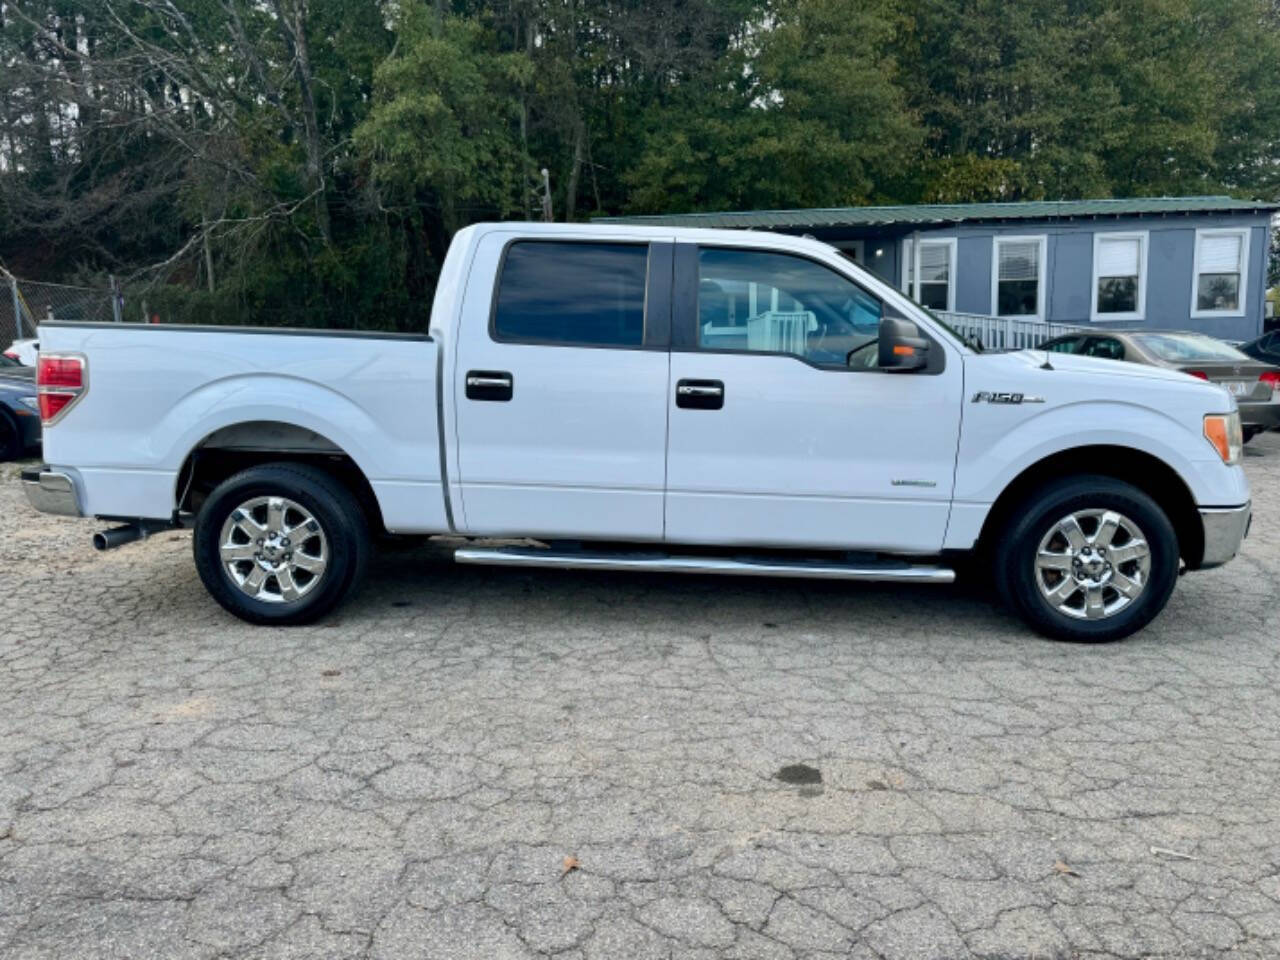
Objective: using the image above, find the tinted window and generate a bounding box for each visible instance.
[494,242,648,346]
[1082,337,1125,360]
[697,248,883,368]
[1044,337,1083,354]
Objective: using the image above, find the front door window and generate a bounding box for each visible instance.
[696,248,883,368]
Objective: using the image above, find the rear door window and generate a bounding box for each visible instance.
[1082,337,1125,360]
[493,241,649,347]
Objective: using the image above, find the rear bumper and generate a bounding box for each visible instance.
[1238,400,1280,431]
[1198,502,1251,569]
[21,467,82,517]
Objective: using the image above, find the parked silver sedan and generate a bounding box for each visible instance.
[1041,330,1280,441]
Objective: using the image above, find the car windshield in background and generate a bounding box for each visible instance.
[1131,333,1251,363]
[0,354,17,367]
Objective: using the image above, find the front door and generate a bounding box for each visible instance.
[453,234,673,540]
[664,242,963,553]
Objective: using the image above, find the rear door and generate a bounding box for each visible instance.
[453,233,673,539]
[663,242,963,553]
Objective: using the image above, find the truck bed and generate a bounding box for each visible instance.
[37,322,447,533]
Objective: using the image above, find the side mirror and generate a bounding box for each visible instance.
[878,316,929,371]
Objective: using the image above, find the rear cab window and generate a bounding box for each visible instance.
[492,241,649,347]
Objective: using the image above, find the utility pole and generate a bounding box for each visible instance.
[110,275,123,323]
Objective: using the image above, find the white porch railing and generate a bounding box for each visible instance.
[934,311,1084,352]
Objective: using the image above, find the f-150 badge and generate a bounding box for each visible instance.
[971,391,1045,404]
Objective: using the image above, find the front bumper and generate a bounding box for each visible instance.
[1198,502,1251,569]
[21,467,82,517]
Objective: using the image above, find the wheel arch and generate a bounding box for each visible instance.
[975,445,1204,568]
[175,420,385,533]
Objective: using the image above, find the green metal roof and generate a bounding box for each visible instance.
[594,195,1277,230]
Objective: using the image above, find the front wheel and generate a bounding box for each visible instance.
[995,476,1179,642]
[193,463,369,625]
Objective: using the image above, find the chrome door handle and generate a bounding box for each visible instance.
[465,370,514,401]
[675,379,724,410]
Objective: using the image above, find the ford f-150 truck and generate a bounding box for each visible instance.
[23,223,1252,641]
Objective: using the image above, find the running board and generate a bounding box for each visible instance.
[453,546,955,584]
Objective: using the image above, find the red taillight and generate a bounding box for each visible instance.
[1186,369,1209,380]
[38,393,76,421]
[36,353,86,424]
[37,355,84,388]
[1259,370,1280,394]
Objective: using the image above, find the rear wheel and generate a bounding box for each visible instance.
[194,463,369,625]
[995,475,1179,642]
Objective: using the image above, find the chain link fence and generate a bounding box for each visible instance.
[2,274,123,344]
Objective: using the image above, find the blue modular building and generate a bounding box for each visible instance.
[600,196,1277,341]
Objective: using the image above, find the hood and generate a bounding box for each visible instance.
[980,349,1223,388]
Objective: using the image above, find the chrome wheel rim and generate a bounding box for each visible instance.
[218,496,328,604]
[1034,509,1152,620]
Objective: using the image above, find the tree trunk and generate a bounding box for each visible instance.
[565,121,584,222]
[271,0,331,244]
[201,212,216,293]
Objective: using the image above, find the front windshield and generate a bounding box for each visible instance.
[1131,333,1250,363]
[0,354,16,367]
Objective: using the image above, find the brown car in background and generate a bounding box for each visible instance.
[1041,330,1280,442]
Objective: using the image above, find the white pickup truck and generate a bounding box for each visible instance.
[23,223,1251,641]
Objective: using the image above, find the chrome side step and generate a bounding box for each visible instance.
[454,546,955,584]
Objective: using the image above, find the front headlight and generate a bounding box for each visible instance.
[17,396,40,413]
[1204,411,1243,465]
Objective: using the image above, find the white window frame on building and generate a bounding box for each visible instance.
[900,236,957,312]
[1090,230,1148,322]
[991,235,1048,321]
[1190,227,1250,319]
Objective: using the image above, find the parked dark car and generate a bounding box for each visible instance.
[1240,330,1280,367]
[1041,330,1280,441]
[0,355,41,460]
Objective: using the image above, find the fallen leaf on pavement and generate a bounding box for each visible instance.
[561,855,580,878]
[1053,860,1080,877]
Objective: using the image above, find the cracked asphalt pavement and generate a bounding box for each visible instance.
[2,437,1279,959]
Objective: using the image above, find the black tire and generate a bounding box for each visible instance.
[994,475,1179,643]
[0,410,20,462]
[193,462,369,625]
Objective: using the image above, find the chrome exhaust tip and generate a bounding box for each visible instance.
[93,525,145,551]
